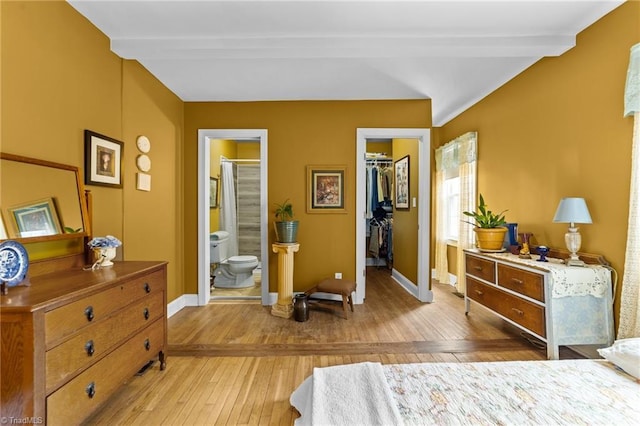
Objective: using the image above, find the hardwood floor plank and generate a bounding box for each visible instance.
[87,267,586,425]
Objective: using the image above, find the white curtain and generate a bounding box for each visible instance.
[434,156,449,284]
[220,161,238,257]
[434,132,477,293]
[618,43,640,338]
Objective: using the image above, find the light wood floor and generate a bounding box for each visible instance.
[87,267,581,425]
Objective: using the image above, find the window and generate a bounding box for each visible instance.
[444,176,460,241]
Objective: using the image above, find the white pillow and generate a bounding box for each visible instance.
[597,337,640,379]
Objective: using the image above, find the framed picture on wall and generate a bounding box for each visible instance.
[84,130,123,188]
[394,155,410,209]
[210,177,219,209]
[306,165,347,213]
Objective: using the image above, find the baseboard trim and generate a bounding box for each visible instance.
[431,268,457,286]
[167,294,198,318]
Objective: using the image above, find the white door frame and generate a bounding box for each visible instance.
[197,129,269,306]
[355,128,432,303]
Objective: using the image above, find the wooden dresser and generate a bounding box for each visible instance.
[1,260,167,425]
[464,250,614,359]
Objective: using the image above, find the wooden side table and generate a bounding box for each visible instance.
[271,243,300,318]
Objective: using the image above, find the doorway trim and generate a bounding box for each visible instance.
[355,128,432,303]
[197,129,269,306]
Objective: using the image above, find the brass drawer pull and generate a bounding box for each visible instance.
[84,306,94,322]
[473,266,483,271]
[474,290,484,296]
[85,340,95,356]
[144,339,151,351]
[86,382,96,399]
[143,308,150,320]
[511,308,524,316]
[511,278,524,285]
[144,283,151,293]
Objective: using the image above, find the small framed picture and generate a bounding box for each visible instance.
[394,155,410,209]
[8,198,62,238]
[210,177,219,208]
[84,130,123,188]
[306,165,346,213]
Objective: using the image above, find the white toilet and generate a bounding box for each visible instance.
[210,231,259,288]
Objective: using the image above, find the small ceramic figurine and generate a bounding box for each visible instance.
[518,232,533,259]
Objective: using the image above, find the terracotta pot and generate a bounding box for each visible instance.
[474,227,507,251]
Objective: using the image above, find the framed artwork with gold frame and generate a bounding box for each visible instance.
[306,165,346,214]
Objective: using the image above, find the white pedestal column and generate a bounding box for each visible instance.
[271,242,300,318]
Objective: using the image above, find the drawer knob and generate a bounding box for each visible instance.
[144,339,151,351]
[143,307,150,320]
[511,278,524,285]
[473,266,482,271]
[474,290,484,296]
[144,283,151,293]
[86,382,96,399]
[85,340,95,356]
[511,308,524,316]
[84,306,94,322]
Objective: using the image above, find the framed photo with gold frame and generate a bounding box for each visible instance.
[306,165,346,213]
[84,129,123,188]
[8,197,62,238]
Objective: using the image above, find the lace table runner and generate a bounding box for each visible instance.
[486,252,611,299]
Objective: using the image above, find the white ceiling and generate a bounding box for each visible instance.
[67,0,624,126]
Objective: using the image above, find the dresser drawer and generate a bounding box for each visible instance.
[497,264,544,302]
[46,318,165,426]
[467,277,546,337]
[45,291,164,394]
[44,270,165,347]
[465,255,496,283]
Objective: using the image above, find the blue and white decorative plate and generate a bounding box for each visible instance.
[0,240,29,287]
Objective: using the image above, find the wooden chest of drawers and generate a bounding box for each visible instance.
[1,261,167,424]
[464,250,614,359]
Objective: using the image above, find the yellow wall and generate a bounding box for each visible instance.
[209,139,237,230]
[391,139,420,284]
[438,1,639,323]
[184,101,431,293]
[2,1,185,302]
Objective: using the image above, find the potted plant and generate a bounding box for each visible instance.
[274,199,299,243]
[462,194,508,251]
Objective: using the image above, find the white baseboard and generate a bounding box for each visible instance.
[392,268,434,302]
[167,294,198,318]
[366,257,387,267]
[391,268,418,298]
[430,268,457,286]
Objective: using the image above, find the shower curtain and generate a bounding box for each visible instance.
[220,162,239,257]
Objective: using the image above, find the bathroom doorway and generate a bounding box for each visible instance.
[355,128,432,304]
[197,129,269,306]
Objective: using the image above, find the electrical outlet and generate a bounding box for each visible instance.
[335,272,342,279]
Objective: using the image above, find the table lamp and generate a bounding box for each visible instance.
[553,197,592,267]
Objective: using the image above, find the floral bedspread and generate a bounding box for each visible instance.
[383,360,639,425]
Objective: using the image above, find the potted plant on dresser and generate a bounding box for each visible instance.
[463,194,508,251]
[274,199,299,243]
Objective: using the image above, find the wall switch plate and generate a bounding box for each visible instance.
[335,272,342,279]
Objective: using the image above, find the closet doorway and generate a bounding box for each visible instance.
[197,129,269,306]
[355,128,432,304]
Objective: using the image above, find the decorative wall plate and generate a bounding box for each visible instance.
[136,154,151,172]
[136,135,151,153]
[0,240,29,287]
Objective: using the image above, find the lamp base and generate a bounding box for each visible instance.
[565,258,586,267]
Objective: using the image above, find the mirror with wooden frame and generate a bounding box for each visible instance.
[0,153,91,244]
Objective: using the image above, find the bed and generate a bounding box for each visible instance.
[290,339,640,425]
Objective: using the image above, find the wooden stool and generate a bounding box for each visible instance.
[304,278,357,319]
